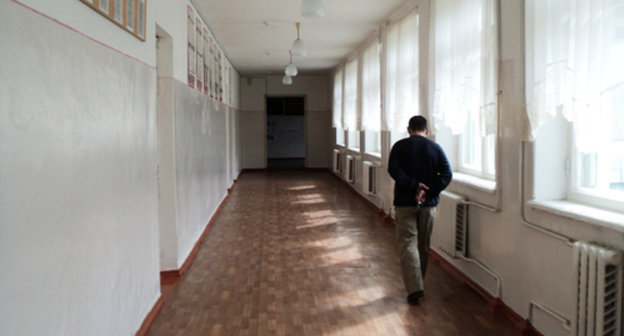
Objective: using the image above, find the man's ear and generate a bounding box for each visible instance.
[425,128,429,135]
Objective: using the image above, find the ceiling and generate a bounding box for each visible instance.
[193,0,413,75]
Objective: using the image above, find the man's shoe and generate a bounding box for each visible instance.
[407,291,424,305]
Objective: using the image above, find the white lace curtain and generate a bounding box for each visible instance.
[361,39,381,132]
[384,9,419,132]
[343,58,359,131]
[432,0,497,136]
[332,67,343,129]
[526,0,624,151]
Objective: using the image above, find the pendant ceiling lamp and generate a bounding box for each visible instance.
[301,0,325,19]
[285,50,298,77]
[282,75,293,85]
[291,22,307,57]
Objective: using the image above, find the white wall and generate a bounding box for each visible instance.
[240,75,331,169]
[332,1,624,336]
[0,2,159,335]
[173,83,229,267]
[153,0,243,272]
[0,0,242,334]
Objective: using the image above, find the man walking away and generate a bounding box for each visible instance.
[388,116,452,305]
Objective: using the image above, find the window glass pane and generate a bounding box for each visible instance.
[364,130,381,154]
[333,69,343,129]
[385,10,419,131]
[114,0,122,23]
[527,0,624,209]
[336,128,345,146]
[138,0,145,37]
[126,0,134,30]
[433,0,497,180]
[348,131,360,150]
[610,142,624,192]
[343,59,358,131]
[361,40,381,132]
[459,112,479,172]
[99,0,109,14]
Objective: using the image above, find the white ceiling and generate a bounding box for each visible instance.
[193,0,412,75]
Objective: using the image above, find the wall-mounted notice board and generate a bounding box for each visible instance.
[80,0,146,41]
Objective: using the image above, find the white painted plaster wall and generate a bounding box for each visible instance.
[0,2,159,335]
[1,0,242,334]
[333,1,624,336]
[173,82,229,267]
[16,0,156,67]
[240,75,331,169]
[151,0,242,271]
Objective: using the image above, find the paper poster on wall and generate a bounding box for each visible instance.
[203,28,210,95]
[187,6,195,88]
[196,18,204,92]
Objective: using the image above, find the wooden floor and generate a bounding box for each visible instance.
[148,170,514,336]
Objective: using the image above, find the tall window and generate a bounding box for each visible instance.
[344,58,360,150]
[384,9,419,132]
[432,0,497,180]
[333,68,345,146]
[361,39,381,154]
[332,68,343,130]
[526,0,624,211]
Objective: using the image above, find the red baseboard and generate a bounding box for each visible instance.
[135,295,164,336]
[177,189,232,278]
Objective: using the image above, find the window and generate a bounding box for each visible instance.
[364,130,381,155]
[332,68,344,132]
[432,0,498,180]
[348,131,360,151]
[384,9,419,132]
[343,58,359,133]
[526,0,624,212]
[361,39,381,155]
[336,128,345,146]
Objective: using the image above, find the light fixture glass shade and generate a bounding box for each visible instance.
[291,39,307,57]
[285,64,298,77]
[282,75,293,85]
[301,0,325,19]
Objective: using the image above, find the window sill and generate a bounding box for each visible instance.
[451,172,497,193]
[364,151,382,159]
[528,199,624,234]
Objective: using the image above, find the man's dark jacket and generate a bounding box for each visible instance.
[388,135,452,207]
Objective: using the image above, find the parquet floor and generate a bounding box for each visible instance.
[148,170,514,336]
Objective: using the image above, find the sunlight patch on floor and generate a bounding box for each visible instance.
[287,185,316,191]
